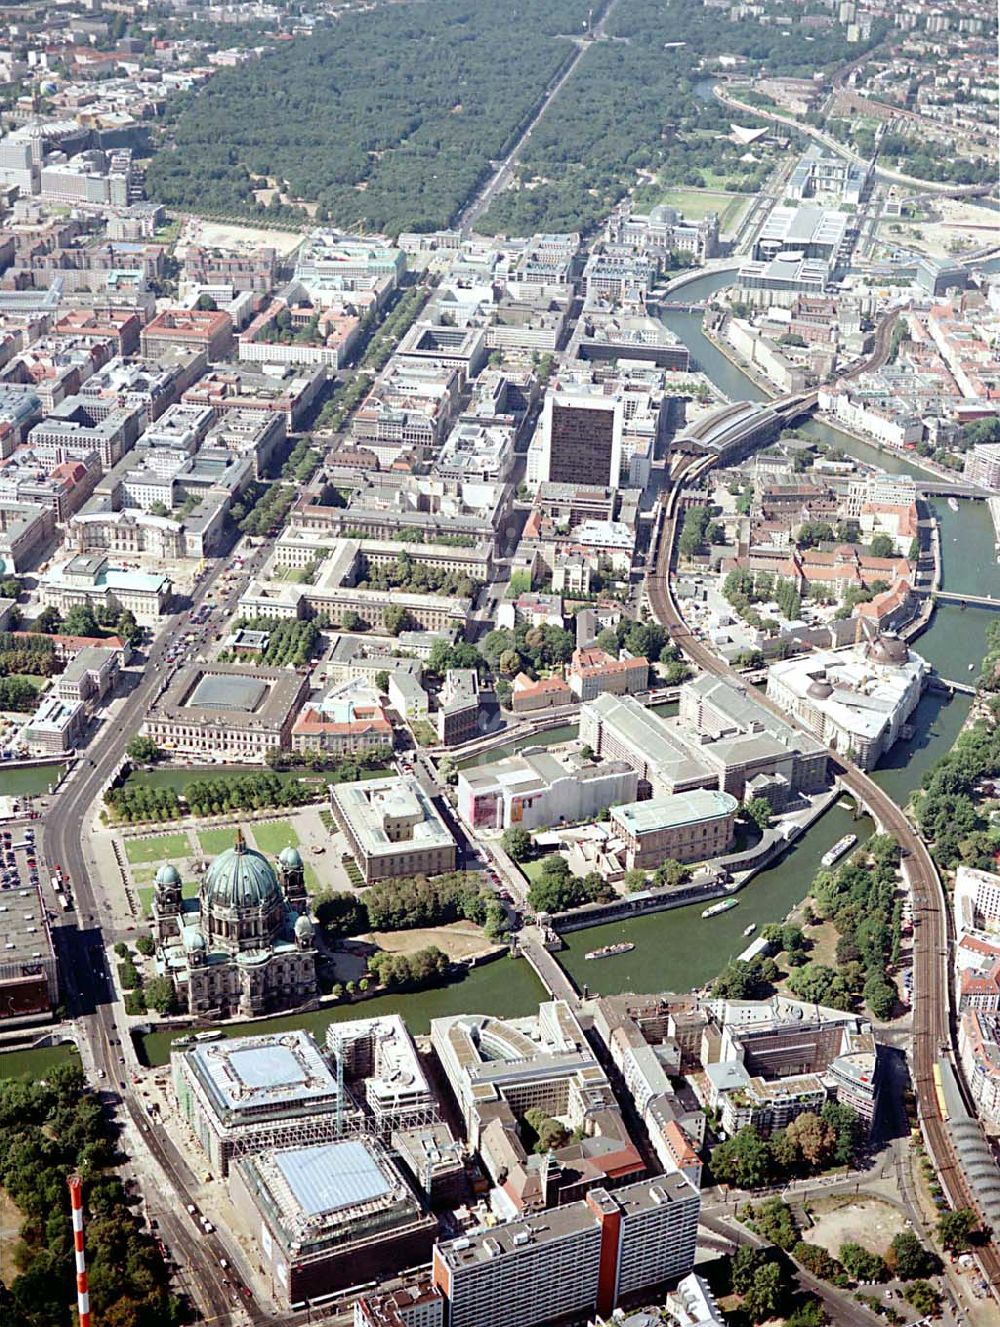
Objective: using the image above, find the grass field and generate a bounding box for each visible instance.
[198,827,240,857]
[520,854,558,886]
[250,820,300,856]
[658,187,747,229]
[124,832,191,866]
[0,1042,79,1081]
[248,821,321,890]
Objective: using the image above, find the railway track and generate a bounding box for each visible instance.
[646,444,1000,1292]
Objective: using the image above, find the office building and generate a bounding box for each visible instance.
[432,1001,643,1214]
[528,388,624,488]
[330,776,457,883]
[568,647,648,702]
[326,1015,439,1137]
[963,443,1000,491]
[354,1277,445,1327]
[143,664,308,762]
[432,1177,699,1327]
[0,882,58,1025]
[703,998,881,1133]
[959,1010,1000,1127]
[436,669,480,746]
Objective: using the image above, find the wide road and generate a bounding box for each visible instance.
[646,449,1000,1291]
[456,0,621,233]
[45,541,271,1326]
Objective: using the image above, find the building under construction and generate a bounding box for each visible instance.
[230,1136,436,1308]
[327,1015,440,1137]
[171,1030,363,1176]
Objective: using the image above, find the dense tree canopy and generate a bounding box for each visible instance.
[147,0,594,232]
[0,1065,181,1327]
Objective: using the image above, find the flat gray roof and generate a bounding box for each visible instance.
[189,672,268,713]
[275,1140,392,1216]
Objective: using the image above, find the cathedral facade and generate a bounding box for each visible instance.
[152,830,318,1018]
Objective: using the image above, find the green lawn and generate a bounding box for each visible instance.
[248,822,325,891]
[137,877,199,918]
[658,187,746,229]
[520,853,558,885]
[123,832,191,866]
[198,827,241,857]
[250,820,300,856]
[0,1043,80,1081]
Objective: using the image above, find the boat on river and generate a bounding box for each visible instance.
[743,923,757,937]
[702,898,739,919]
[821,834,857,868]
[948,497,960,512]
[585,942,635,960]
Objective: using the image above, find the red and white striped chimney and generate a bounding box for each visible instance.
[67,1174,91,1327]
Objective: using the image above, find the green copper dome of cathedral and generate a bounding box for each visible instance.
[203,829,282,911]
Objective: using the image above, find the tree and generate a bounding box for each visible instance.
[195,293,218,310]
[796,521,835,549]
[342,610,363,632]
[784,1112,835,1167]
[62,604,100,638]
[382,604,410,636]
[793,1242,846,1285]
[838,1242,887,1283]
[527,857,605,914]
[32,605,61,634]
[886,1231,939,1281]
[624,869,647,893]
[732,1246,771,1295]
[135,936,155,957]
[937,1207,977,1253]
[501,828,532,861]
[743,1260,787,1324]
[126,736,162,763]
[314,891,368,938]
[116,608,142,645]
[741,1197,799,1250]
[904,1281,941,1316]
[744,797,772,832]
[653,858,689,888]
[143,975,177,1015]
[374,669,390,693]
[784,1298,828,1327]
[863,973,896,1019]
[712,1126,771,1189]
[523,1106,569,1154]
[868,533,896,559]
[499,648,522,677]
[821,1102,861,1167]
